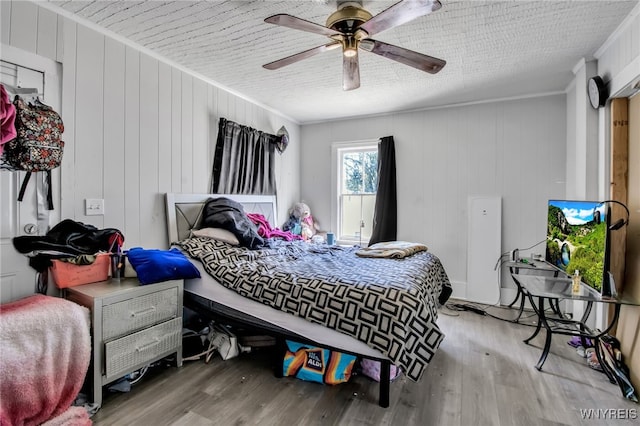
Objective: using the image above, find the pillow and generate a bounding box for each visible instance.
[190,227,239,245]
[126,247,200,285]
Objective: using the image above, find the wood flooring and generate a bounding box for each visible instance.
[91,304,638,425]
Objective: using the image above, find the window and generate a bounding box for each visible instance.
[334,143,378,244]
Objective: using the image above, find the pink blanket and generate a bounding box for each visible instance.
[0,295,92,426]
[247,213,301,241]
[0,84,17,154]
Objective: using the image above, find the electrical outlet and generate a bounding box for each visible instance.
[85,198,104,216]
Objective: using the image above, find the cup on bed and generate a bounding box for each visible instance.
[326,232,335,245]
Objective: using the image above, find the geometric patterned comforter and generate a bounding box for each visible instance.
[177,237,452,381]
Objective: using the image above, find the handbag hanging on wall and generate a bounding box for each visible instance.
[3,95,64,210]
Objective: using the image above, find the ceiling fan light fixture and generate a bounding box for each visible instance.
[343,37,359,57]
[343,47,358,58]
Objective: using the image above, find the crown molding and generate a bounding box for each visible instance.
[33,0,300,125]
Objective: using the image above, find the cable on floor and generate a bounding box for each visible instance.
[445,301,553,327]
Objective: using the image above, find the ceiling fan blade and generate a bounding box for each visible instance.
[360,39,445,74]
[359,0,442,37]
[343,53,360,91]
[265,14,343,37]
[263,42,341,70]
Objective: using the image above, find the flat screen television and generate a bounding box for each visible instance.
[545,200,611,294]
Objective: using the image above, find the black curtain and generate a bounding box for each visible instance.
[368,136,397,245]
[210,118,277,195]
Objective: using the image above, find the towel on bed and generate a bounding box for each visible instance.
[355,241,428,259]
[0,294,92,426]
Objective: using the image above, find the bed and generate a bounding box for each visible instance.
[165,193,451,407]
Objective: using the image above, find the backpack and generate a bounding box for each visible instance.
[4,95,64,210]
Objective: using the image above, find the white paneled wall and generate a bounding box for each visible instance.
[301,96,567,298]
[596,5,640,95]
[1,0,300,251]
[565,60,599,201]
[103,37,126,235]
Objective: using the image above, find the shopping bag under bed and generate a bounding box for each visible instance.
[282,340,356,385]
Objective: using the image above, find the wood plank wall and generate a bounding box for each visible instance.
[1,0,300,252]
[597,4,640,392]
[617,93,640,393]
[609,99,628,296]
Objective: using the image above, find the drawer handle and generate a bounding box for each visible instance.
[136,338,160,352]
[130,306,156,318]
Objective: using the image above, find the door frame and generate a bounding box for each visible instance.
[1,43,62,302]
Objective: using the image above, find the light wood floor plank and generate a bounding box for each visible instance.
[92,307,638,425]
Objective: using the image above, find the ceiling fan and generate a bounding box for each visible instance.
[262,0,446,91]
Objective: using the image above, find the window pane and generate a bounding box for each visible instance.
[337,144,378,243]
[341,195,362,239]
[339,194,376,242]
[343,152,363,193]
[361,194,376,238]
[364,151,378,193]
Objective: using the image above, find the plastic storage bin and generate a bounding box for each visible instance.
[50,253,111,288]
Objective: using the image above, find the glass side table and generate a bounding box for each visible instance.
[512,273,640,386]
[504,259,562,322]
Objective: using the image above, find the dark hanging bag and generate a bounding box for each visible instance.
[4,95,64,209]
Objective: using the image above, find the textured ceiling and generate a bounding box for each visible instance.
[48,0,637,123]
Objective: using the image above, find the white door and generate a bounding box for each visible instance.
[1,51,61,303]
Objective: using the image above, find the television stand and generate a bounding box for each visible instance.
[512,273,639,391]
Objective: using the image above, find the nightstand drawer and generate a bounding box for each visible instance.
[102,287,178,340]
[105,317,182,380]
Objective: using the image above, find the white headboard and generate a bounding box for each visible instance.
[165,193,277,245]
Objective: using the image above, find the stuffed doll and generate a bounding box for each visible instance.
[283,202,318,241]
[282,214,302,236]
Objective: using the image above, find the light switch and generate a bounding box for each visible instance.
[85,198,104,216]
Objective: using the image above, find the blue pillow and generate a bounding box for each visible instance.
[126,247,200,284]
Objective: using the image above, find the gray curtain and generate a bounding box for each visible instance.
[369,136,397,245]
[210,118,277,195]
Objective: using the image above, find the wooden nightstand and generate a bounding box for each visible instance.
[65,278,183,407]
